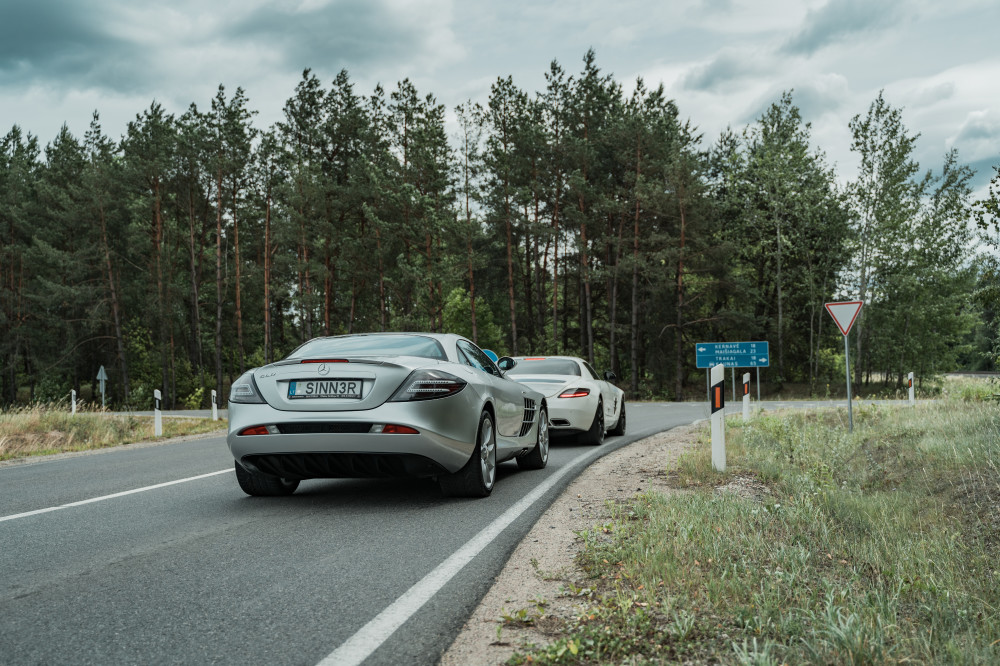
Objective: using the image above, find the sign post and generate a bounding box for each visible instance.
[742,372,750,422]
[825,301,864,432]
[211,389,218,421]
[96,365,108,409]
[154,389,163,438]
[908,372,914,406]
[710,364,726,472]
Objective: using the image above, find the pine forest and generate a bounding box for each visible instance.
[2,51,998,408]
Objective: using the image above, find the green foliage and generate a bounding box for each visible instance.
[513,400,1000,664]
[0,61,986,406]
[442,288,504,352]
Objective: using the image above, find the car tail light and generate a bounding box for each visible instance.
[370,424,419,434]
[299,359,350,363]
[230,371,266,404]
[239,425,278,436]
[559,388,591,398]
[389,370,467,401]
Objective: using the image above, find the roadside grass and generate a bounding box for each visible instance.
[508,398,1000,664]
[0,404,225,462]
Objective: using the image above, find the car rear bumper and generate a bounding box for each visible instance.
[227,395,482,477]
[545,396,599,432]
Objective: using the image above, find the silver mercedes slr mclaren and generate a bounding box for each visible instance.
[226,332,549,498]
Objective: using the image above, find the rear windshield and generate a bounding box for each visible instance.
[287,335,447,361]
[508,358,581,376]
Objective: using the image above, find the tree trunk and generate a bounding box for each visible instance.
[505,187,518,355]
[674,197,687,401]
[98,199,129,401]
[214,171,224,404]
[263,183,272,364]
[233,185,245,375]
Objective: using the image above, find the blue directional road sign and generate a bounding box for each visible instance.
[696,341,769,369]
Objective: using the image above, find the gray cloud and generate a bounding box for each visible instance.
[968,156,999,190]
[0,0,146,92]
[954,113,1000,146]
[681,51,762,92]
[782,0,902,56]
[910,81,955,108]
[226,2,437,74]
[739,76,850,128]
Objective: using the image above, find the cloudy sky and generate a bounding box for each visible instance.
[1,0,998,191]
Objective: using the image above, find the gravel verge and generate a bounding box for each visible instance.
[440,424,701,665]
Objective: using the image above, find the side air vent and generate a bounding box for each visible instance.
[519,398,537,437]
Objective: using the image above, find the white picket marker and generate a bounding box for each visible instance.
[710,364,726,472]
[154,389,163,437]
[908,372,915,406]
[211,389,218,421]
[71,389,76,415]
[742,372,750,422]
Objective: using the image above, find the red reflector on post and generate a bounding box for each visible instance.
[382,425,419,434]
[239,425,270,436]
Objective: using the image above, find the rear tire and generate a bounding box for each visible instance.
[234,461,299,497]
[439,410,497,497]
[609,402,626,436]
[517,406,549,470]
[579,400,605,446]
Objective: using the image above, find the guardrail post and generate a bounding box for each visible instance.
[908,372,914,406]
[154,389,163,437]
[742,372,750,422]
[71,389,76,416]
[711,364,726,472]
[211,389,218,421]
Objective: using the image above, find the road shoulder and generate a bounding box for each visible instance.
[440,424,700,665]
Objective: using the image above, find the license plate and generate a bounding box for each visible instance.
[288,379,363,399]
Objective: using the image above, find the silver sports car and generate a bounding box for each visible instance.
[226,333,549,498]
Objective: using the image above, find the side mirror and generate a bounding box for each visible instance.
[497,357,517,372]
[603,370,617,382]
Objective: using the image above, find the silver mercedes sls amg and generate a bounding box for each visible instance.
[226,333,549,498]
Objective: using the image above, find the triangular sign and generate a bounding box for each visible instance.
[825,301,864,336]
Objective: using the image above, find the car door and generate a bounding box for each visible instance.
[457,340,525,438]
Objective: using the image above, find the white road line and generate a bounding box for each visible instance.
[0,469,234,524]
[317,447,601,666]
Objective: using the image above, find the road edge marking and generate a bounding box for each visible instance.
[318,440,625,666]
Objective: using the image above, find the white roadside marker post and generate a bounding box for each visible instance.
[710,363,726,472]
[154,389,163,437]
[96,365,108,409]
[742,372,750,422]
[211,389,218,421]
[71,389,76,415]
[908,372,914,406]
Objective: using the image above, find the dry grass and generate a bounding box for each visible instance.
[0,404,225,461]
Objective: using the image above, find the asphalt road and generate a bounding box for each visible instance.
[0,398,897,665]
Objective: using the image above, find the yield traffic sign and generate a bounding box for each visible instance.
[825,301,863,336]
